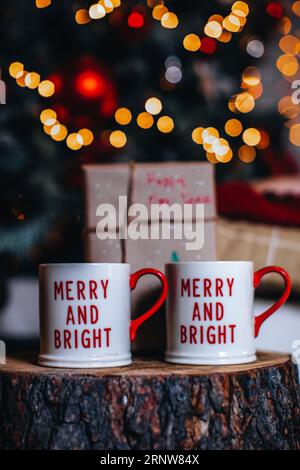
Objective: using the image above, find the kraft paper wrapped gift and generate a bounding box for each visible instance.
[217,218,300,293]
[82,162,217,352]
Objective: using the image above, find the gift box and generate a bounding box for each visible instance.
[82,162,217,352]
[217,218,300,293]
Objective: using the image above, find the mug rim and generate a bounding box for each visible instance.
[39,263,130,267]
[165,261,253,266]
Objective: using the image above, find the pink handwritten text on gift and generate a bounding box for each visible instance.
[180,277,237,345]
[53,280,111,350]
[146,172,211,206]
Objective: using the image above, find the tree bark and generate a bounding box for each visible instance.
[0,351,299,450]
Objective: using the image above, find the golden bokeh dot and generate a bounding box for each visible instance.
[276,54,299,77]
[109,130,127,148]
[242,66,261,86]
[152,5,168,20]
[202,127,219,140]
[235,92,255,113]
[216,147,233,163]
[115,107,132,125]
[204,21,222,39]
[161,12,178,29]
[290,124,300,146]
[40,109,57,126]
[212,138,230,157]
[78,128,94,146]
[280,16,292,35]
[36,0,51,8]
[278,96,299,119]
[89,4,106,19]
[279,35,300,55]
[247,82,264,100]
[102,0,114,13]
[24,72,40,89]
[145,97,162,115]
[111,0,121,7]
[157,116,174,133]
[183,34,201,51]
[16,71,28,87]
[223,15,240,33]
[208,14,224,25]
[192,127,204,144]
[137,112,154,129]
[43,123,56,136]
[50,124,68,142]
[75,9,91,24]
[38,80,55,97]
[67,133,83,151]
[206,152,219,164]
[242,128,261,146]
[238,145,256,163]
[292,1,300,17]
[231,1,249,17]
[225,118,243,137]
[256,130,270,150]
[218,30,232,43]
[9,62,24,78]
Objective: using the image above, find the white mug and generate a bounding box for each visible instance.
[39,263,168,368]
[165,261,291,365]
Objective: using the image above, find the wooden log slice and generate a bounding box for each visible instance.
[0,351,299,450]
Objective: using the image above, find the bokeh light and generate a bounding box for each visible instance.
[161,12,178,29]
[50,124,68,142]
[246,39,264,58]
[75,9,91,24]
[66,133,83,150]
[204,21,222,39]
[115,107,132,125]
[276,54,299,76]
[9,62,24,78]
[78,128,94,146]
[157,116,174,133]
[290,124,300,146]
[192,127,204,144]
[145,97,162,115]
[24,72,40,89]
[225,118,243,136]
[183,34,201,51]
[109,130,127,148]
[137,112,154,129]
[235,92,255,113]
[242,66,261,86]
[238,145,256,162]
[38,80,55,97]
[242,128,261,146]
[40,109,57,126]
[89,4,106,20]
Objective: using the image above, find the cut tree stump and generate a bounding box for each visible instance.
[0,351,299,450]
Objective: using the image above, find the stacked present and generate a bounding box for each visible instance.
[82,162,217,351]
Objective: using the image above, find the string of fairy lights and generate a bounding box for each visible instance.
[10,0,300,159]
[276,1,300,148]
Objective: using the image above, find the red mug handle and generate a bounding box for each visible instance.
[254,266,292,337]
[129,268,168,342]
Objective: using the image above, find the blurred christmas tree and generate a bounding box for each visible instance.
[0,0,299,287]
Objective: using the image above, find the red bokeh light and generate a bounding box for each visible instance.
[266,2,283,18]
[75,70,105,99]
[128,12,144,29]
[200,37,217,54]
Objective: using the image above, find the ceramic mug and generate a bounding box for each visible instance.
[165,261,291,365]
[39,263,168,368]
